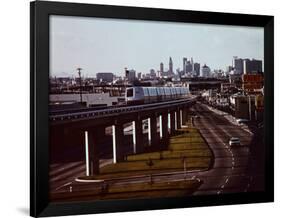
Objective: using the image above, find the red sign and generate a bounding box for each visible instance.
[242,74,263,83]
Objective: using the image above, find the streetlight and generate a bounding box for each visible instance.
[77,67,83,103]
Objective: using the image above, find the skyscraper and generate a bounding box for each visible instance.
[169,57,173,75]
[194,63,200,77]
[243,59,251,74]
[125,68,136,82]
[233,57,244,74]
[160,62,164,73]
[243,58,263,74]
[183,57,187,74]
[249,59,262,73]
[191,57,194,72]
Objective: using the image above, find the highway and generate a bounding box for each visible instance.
[189,103,264,195]
[49,102,264,200]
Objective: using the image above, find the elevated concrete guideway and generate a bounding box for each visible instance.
[50,97,197,177]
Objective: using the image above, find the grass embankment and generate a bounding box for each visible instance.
[52,123,212,202]
[51,179,202,202]
[80,126,212,180]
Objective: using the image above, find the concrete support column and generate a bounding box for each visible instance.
[84,127,105,176]
[182,107,188,126]
[170,111,176,135]
[161,112,169,141]
[176,109,181,130]
[180,109,183,127]
[168,113,171,134]
[132,121,136,154]
[147,118,151,145]
[135,118,144,153]
[150,115,158,146]
[112,122,124,163]
[159,115,163,139]
[174,111,177,130]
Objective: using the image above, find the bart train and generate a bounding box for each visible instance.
[125,86,189,105]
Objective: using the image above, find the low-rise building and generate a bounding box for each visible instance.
[96,72,114,83]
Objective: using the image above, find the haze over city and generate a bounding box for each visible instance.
[50,15,264,77]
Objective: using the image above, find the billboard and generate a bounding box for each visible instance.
[242,74,263,83]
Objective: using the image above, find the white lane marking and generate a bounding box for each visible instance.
[55,182,73,191]
[225,178,229,183]
[221,184,225,189]
[217,191,222,194]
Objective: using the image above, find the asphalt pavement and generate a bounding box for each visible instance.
[189,103,264,195]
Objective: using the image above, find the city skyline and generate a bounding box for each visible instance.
[50,15,264,77]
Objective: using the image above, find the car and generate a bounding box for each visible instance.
[229,137,241,147]
[236,118,249,124]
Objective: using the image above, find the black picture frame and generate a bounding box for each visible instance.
[30,1,274,217]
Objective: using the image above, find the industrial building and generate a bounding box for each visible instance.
[96,72,114,83]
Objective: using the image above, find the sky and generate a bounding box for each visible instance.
[50,15,264,77]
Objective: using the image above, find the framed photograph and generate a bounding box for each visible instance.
[30,1,274,217]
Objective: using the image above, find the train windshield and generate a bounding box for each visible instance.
[126,88,134,97]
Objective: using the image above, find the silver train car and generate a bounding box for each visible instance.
[125,86,189,105]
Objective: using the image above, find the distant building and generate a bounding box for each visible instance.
[233,57,263,74]
[233,57,244,74]
[169,57,174,75]
[230,94,256,120]
[251,59,263,73]
[243,59,262,74]
[201,64,211,77]
[150,69,157,79]
[182,57,199,77]
[160,62,164,73]
[125,68,136,82]
[185,61,192,73]
[194,63,200,77]
[96,72,113,83]
[183,57,187,74]
[229,74,242,89]
[226,66,233,74]
[213,69,224,78]
[137,72,142,79]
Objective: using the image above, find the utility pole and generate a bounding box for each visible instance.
[77,67,83,103]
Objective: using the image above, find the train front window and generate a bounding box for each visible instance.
[127,89,133,97]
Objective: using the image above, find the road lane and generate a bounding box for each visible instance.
[191,103,263,195]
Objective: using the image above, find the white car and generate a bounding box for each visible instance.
[236,119,249,124]
[229,137,241,147]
